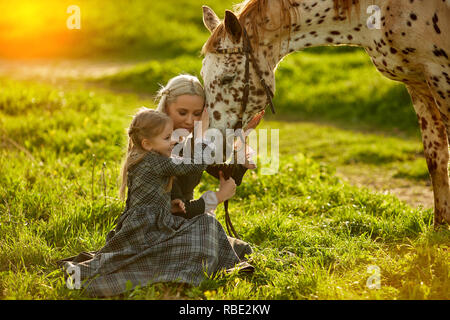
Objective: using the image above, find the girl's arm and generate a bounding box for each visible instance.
[146,141,213,176]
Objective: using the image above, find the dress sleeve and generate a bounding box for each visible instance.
[146,141,213,177]
[200,191,219,217]
[173,191,218,218]
[184,198,206,218]
[170,165,207,219]
[170,178,184,200]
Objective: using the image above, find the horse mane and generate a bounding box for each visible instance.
[201,0,359,55]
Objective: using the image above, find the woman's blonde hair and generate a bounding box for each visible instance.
[155,74,205,114]
[119,107,173,200]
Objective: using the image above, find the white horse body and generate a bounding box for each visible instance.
[201,0,450,226]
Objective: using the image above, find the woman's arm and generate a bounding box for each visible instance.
[171,182,206,218]
[172,191,218,219]
[170,175,207,218]
[182,198,206,218]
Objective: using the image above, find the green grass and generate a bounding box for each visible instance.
[268,121,428,182]
[1,77,448,300]
[0,0,448,300]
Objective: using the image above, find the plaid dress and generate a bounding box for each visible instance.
[58,143,251,297]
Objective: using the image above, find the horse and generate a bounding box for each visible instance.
[200,0,450,226]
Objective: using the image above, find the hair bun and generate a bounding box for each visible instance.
[161,89,171,96]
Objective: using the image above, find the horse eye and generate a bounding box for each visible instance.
[220,75,235,85]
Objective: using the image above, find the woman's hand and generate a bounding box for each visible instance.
[244,110,265,132]
[230,110,264,169]
[171,199,186,214]
[215,171,236,203]
[195,107,210,140]
[233,135,257,170]
[201,107,210,134]
[243,143,257,169]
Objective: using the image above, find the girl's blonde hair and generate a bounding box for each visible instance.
[155,74,205,114]
[119,107,173,200]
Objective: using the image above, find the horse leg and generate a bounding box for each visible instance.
[425,65,450,146]
[439,111,450,146]
[407,85,450,226]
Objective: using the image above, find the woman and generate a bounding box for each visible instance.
[155,74,263,260]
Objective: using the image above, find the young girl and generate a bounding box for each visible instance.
[58,107,251,297]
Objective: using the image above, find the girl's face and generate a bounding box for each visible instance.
[165,94,204,133]
[142,121,176,157]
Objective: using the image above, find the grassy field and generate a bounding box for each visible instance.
[1,77,448,300]
[0,0,449,300]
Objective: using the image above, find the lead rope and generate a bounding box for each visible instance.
[224,137,241,239]
[224,199,240,239]
[223,161,240,240]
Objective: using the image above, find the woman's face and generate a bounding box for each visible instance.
[165,94,204,133]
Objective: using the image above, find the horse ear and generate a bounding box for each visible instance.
[224,10,242,42]
[202,6,220,33]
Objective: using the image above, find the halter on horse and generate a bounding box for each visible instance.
[209,17,276,239]
[215,23,275,131]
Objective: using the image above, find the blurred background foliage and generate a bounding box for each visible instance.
[0,0,418,135]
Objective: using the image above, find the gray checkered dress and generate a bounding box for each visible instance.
[58,144,248,297]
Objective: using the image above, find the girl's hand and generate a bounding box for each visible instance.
[215,171,236,203]
[171,199,186,214]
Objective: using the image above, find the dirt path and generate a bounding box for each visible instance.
[0,58,141,82]
[336,166,433,210]
[0,58,435,211]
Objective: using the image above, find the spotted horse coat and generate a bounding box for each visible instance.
[200,0,450,226]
